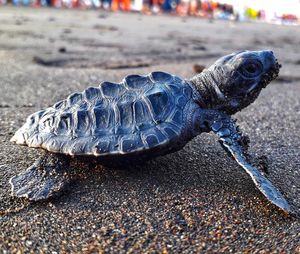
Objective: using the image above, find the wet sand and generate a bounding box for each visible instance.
[0,6,299,253]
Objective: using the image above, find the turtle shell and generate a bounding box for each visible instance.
[11,72,200,157]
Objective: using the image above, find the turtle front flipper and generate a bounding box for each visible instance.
[10,153,71,201]
[202,110,294,215]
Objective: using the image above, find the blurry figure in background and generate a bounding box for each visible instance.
[151,0,160,14]
[4,0,299,26]
[91,0,101,8]
[245,7,258,20]
[111,0,118,11]
[177,0,200,17]
[111,0,130,11]
[216,3,234,20]
[176,0,189,16]
[31,0,40,7]
[131,0,142,11]
[123,0,131,11]
[73,0,80,7]
[281,13,298,25]
[189,0,198,16]
[233,2,245,22]
[201,0,215,20]
[52,0,62,7]
[82,0,90,8]
[142,0,152,15]
[80,0,93,8]
[141,0,150,14]
[22,0,32,5]
[162,0,178,13]
[142,0,160,15]
[102,0,112,10]
[258,9,266,21]
[62,0,73,8]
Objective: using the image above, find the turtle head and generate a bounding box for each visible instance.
[198,50,281,114]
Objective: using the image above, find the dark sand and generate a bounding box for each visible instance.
[0,6,299,253]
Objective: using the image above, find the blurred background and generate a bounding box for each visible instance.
[0,0,300,25]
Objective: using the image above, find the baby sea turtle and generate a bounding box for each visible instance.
[10,50,293,215]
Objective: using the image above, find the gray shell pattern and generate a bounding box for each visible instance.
[11,72,198,156]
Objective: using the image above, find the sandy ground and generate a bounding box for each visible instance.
[0,6,299,253]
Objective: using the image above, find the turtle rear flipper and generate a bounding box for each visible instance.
[10,154,71,201]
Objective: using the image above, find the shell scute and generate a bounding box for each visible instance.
[117,100,134,129]
[133,100,151,124]
[84,87,102,101]
[141,127,168,148]
[28,133,44,147]
[158,122,181,139]
[151,71,173,83]
[162,126,179,139]
[68,92,82,105]
[39,115,55,133]
[168,83,181,95]
[100,81,125,98]
[53,100,66,110]
[75,110,90,135]
[176,96,188,109]
[145,135,159,147]
[94,139,110,154]
[183,86,192,98]
[94,99,106,108]
[136,122,152,131]
[125,74,152,90]
[44,136,60,152]
[56,112,72,135]
[144,86,170,120]
[26,111,41,127]
[94,107,114,131]
[70,140,88,155]
[78,102,88,111]
[170,109,183,126]
[121,135,143,153]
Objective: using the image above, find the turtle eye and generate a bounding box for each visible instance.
[241,61,263,77]
[245,63,257,73]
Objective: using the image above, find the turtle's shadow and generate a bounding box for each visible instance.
[60,136,261,206]
[53,134,300,216]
